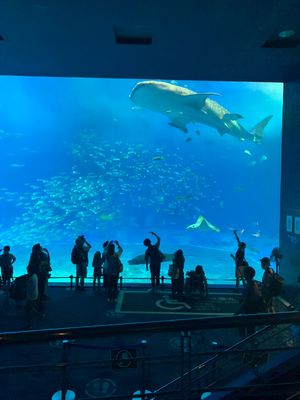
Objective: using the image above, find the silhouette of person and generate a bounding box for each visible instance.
[232,230,247,291]
[236,266,266,337]
[104,241,123,302]
[171,249,185,299]
[144,231,162,289]
[261,257,275,313]
[28,243,47,312]
[185,265,208,297]
[92,251,103,289]
[0,245,16,287]
[270,247,283,274]
[102,240,109,289]
[72,235,92,290]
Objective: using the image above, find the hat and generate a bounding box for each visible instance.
[260,257,270,264]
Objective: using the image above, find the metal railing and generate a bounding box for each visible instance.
[1,311,300,345]
[1,312,300,399]
[39,274,237,288]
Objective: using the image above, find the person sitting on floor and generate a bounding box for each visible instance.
[185,265,208,297]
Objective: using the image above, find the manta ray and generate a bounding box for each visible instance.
[130,80,272,143]
[186,215,220,232]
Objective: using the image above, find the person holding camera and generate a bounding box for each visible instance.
[144,231,162,289]
[231,229,247,292]
[71,235,92,291]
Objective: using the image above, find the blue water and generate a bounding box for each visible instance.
[0,77,283,283]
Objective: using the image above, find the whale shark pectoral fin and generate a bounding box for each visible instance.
[168,120,188,133]
[223,113,243,121]
[182,92,221,109]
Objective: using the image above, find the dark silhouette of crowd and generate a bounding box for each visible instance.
[0,229,283,331]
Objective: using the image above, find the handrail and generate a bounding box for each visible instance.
[1,311,299,345]
[46,275,235,281]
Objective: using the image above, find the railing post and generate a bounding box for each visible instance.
[140,339,147,400]
[187,331,192,398]
[120,275,123,289]
[70,275,73,290]
[61,340,69,400]
[161,275,164,288]
[180,331,185,398]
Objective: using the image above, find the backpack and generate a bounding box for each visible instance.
[71,247,80,264]
[168,264,178,278]
[9,275,28,300]
[269,272,284,296]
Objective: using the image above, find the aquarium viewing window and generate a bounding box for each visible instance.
[0,77,283,284]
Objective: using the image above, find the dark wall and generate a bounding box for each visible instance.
[280,81,300,285]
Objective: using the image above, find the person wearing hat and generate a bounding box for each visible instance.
[261,257,275,312]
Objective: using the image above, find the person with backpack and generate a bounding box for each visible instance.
[0,245,16,288]
[104,241,123,303]
[144,231,163,290]
[236,266,266,337]
[71,235,92,290]
[261,257,276,313]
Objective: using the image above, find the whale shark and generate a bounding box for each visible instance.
[130,81,272,143]
[186,215,220,232]
[128,253,174,265]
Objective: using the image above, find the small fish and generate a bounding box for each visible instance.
[152,155,164,161]
[186,137,192,142]
[260,155,268,162]
[9,163,25,168]
[196,130,201,135]
[244,150,252,157]
[251,232,261,237]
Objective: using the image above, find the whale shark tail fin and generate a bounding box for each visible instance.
[250,115,273,143]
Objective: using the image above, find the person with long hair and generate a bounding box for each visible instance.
[171,249,185,299]
[104,241,123,302]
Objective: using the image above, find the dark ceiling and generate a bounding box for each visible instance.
[1,0,300,82]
